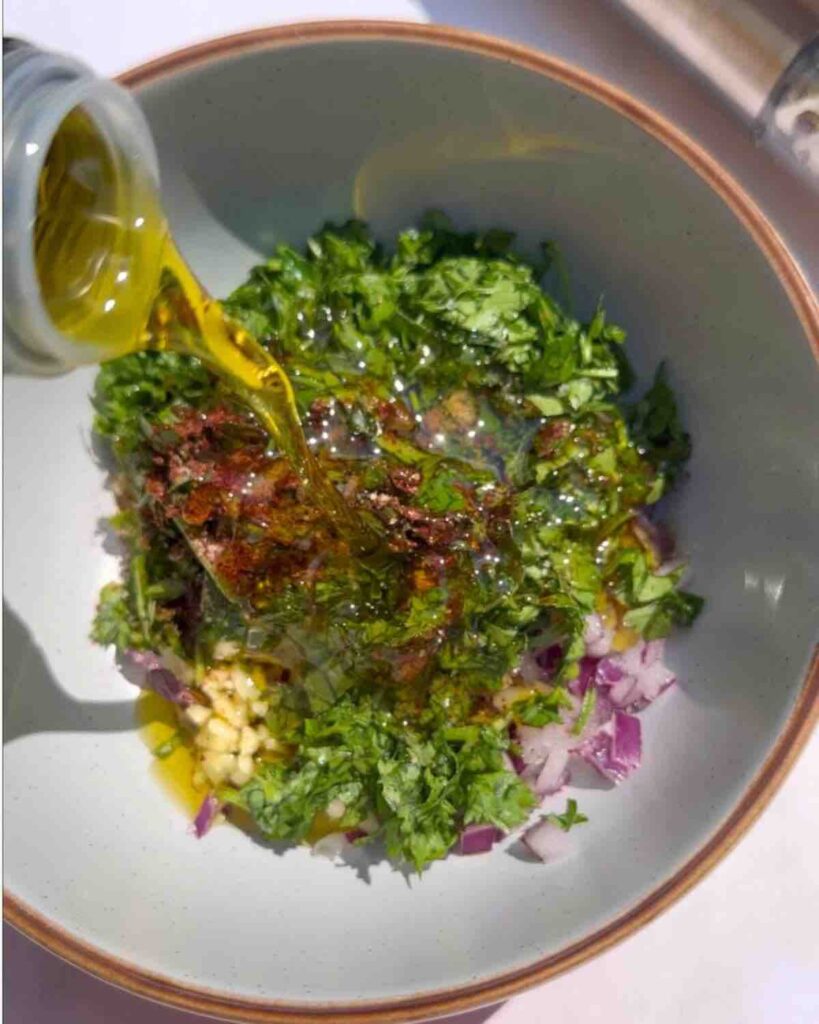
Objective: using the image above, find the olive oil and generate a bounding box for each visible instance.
[34,104,360,536]
[136,692,202,815]
[34,107,166,358]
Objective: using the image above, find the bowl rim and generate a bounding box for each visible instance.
[5,19,818,1024]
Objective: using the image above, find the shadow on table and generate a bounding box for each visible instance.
[3,925,505,1024]
[3,602,135,746]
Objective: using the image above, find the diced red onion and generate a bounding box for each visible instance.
[611,711,641,767]
[641,640,664,668]
[517,722,574,766]
[516,720,578,797]
[533,643,563,679]
[634,661,675,705]
[570,656,599,696]
[579,710,642,783]
[633,512,675,565]
[124,650,196,707]
[597,641,675,710]
[192,794,221,838]
[124,648,164,671]
[522,820,573,863]
[607,674,639,707]
[457,824,504,855]
[506,726,528,776]
[146,668,196,708]
[583,613,614,657]
[534,748,571,796]
[598,657,624,684]
[518,651,544,683]
[516,763,542,791]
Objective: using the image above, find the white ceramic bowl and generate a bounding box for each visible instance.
[5,22,818,1024]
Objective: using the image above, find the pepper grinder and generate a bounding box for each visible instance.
[612,0,819,187]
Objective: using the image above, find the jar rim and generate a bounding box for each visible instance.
[4,60,160,371]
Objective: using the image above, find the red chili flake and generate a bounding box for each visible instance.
[374,400,415,434]
[180,483,222,526]
[535,418,572,458]
[389,466,422,495]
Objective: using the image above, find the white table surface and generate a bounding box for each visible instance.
[4,2,818,1022]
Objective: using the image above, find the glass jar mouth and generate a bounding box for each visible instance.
[4,56,161,372]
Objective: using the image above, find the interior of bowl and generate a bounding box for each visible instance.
[5,30,818,1013]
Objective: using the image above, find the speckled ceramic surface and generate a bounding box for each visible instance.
[4,23,818,1023]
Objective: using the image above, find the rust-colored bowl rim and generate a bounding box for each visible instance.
[5,19,819,1024]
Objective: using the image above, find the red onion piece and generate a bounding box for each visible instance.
[570,656,599,696]
[579,711,642,783]
[633,511,675,565]
[635,661,675,706]
[192,794,221,838]
[522,820,573,863]
[597,641,675,710]
[598,657,625,684]
[611,710,641,767]
[124,650,196,707]
[517,722,574,767]
[124,648,163,671]
[534,748,571,796]
[457,824,504,855]
[516,719,579,797]
[641,640,664,667]
[146,668,196,708]
[533,642,563,679]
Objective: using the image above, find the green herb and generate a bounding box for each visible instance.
[514,688,572,727]
[547,798,589,831]
[91,212,702,871]
[608,549,703,640]
[93,349,215,456]
[572,686,597,736]
[153,732,184,760]
[627,363,691,489]
[91,582,144,650]
[228,696,535,872]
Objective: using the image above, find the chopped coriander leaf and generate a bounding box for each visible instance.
[547,798,589,831]
[627,363,691,489]
[514,688,572,727]
[229,696,534,871]
[572,686,597,736]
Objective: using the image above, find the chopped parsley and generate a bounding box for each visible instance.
[547,798,589,831]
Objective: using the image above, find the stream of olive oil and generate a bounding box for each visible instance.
[34,106,359,533]
[34,107,370,806]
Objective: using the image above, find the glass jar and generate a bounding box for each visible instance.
[3,37,165,373]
